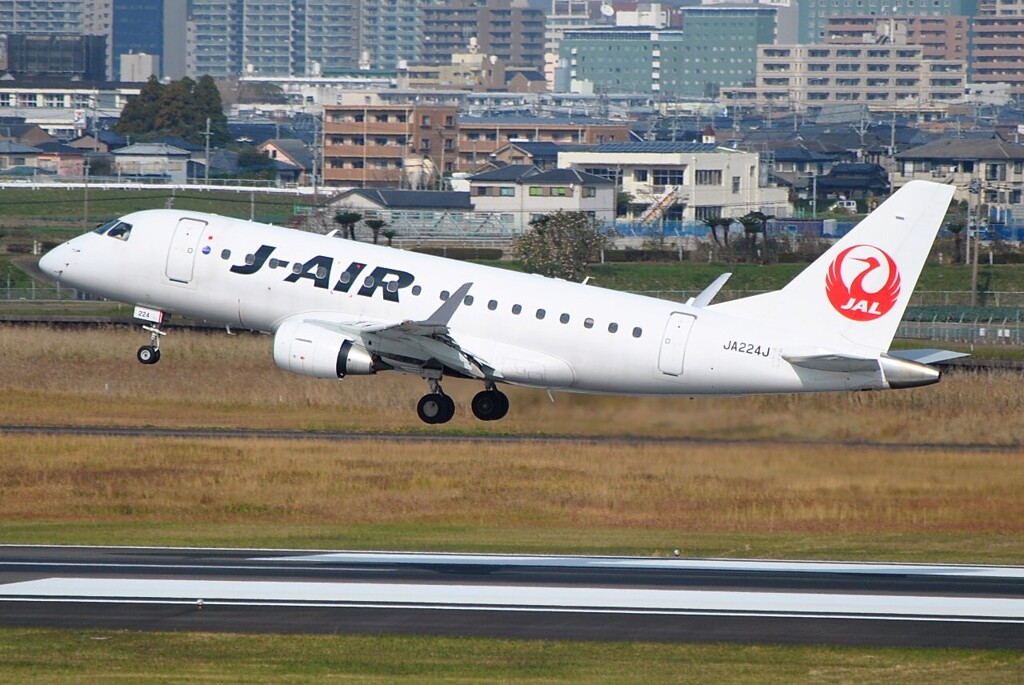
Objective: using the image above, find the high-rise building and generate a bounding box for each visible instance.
[423,0,546,70]
[0,0,113,78]
[799,0,977,44]
[185,0,422,79]
[561,7,777,97]
[112,0,163,80]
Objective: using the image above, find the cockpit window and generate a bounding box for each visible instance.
[93,219,120,234]
[93,219,132,241]
[106,222,132,241]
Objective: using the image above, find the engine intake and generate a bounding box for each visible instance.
[273,318,377,379]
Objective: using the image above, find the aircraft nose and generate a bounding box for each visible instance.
[38,243,72,280]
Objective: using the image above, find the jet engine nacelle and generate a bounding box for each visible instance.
[272,318,377,379]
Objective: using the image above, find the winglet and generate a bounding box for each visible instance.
[421,282,473,327]
[688,272,731,307]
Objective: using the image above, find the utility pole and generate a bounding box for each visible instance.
[202,117,211,185]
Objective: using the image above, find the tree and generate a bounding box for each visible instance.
[334,210,363,240]
[115,75,228,145]
[194,75,230,146]
[738,211,773,263]
[382,228,398,247]
[115,75,162,138]
[701,216,733,263]
[235,146,277,180]
[364,218,388,245]
[512,211,607,282]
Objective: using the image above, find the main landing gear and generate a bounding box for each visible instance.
[415,381,509,424]
[136,323,166,365]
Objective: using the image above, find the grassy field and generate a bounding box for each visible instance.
[2,325,1023,682]
[0,630,1021,684]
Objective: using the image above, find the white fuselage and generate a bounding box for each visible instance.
[41,209,889,396]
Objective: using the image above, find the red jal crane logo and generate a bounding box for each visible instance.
[825,245,901,321]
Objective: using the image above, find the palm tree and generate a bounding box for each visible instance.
[364,218,388,245]
[333,210,362,240]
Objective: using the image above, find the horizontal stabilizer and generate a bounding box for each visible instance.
[784,353,879,373]
[887,348,969,365]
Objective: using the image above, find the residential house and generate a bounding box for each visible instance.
[259,139,313,184]
[465,165,616,231]
[557,142,791,223]
[893,135,1024,217]
[0,141,41,175]
[112,143,191,183]
[36,142,86,177]
[325,188,508,241]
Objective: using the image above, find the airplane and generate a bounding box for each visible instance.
[38,179,960,425]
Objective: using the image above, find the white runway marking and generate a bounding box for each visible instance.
[2,578,1023,624]
[258,552,1024,579]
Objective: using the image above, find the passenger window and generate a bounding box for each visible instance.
[221,249,231,260]
[632,327,643,338]
[512,304,522,315]
[440,290,450,300]
[464,295,474,305]
[487,300,497,310]
[584,318,594,329]
[363,276,375,288]
[386,280,399,293]
[338,272,352,284]
[559,313,570,324]
[317,266,328,280]
[536,309,546,320]
[247,254,258,266]
[608,322,619,333]
[412,285,422,296]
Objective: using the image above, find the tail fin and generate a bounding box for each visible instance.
[712,180,955,354]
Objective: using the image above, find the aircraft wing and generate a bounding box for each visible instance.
[299,282,495,379]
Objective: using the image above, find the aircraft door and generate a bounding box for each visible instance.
[658,312,696,376]
[165,218,207,284]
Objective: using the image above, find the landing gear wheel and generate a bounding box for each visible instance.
[137,345,161,365]
[417,393,456,424]
[471,389,509,421]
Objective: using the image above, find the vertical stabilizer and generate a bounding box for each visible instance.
[712,180,955,354]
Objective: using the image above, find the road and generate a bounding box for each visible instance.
[1,546,1022,647]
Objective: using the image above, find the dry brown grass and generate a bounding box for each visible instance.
[0,325,1022,443]
[1,435,1022,538]
[2,326,1023,560]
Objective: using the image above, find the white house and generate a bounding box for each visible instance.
[112,143,191,183]
[466,164,616,231]
[557,142,791,223]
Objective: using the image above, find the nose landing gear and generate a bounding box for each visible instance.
[137,324,165,365]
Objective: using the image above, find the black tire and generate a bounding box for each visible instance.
[492,390,509,420]
[137,345,160,365]
[417,393,454,424]
[438,394,456,423]
[472,389,509,421]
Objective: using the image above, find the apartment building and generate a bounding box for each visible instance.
[722,44,966,113]
[824,16,969,61]
[422,0,545,71]
[185,0,420,78]
[455,115,633,171]
[972,0,1024,95]
[321,103,458,188]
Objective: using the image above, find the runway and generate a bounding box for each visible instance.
[0,546,1022,647]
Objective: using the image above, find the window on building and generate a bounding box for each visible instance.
[695,170,723,185]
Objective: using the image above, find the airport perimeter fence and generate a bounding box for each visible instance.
[7,285,1024,346]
